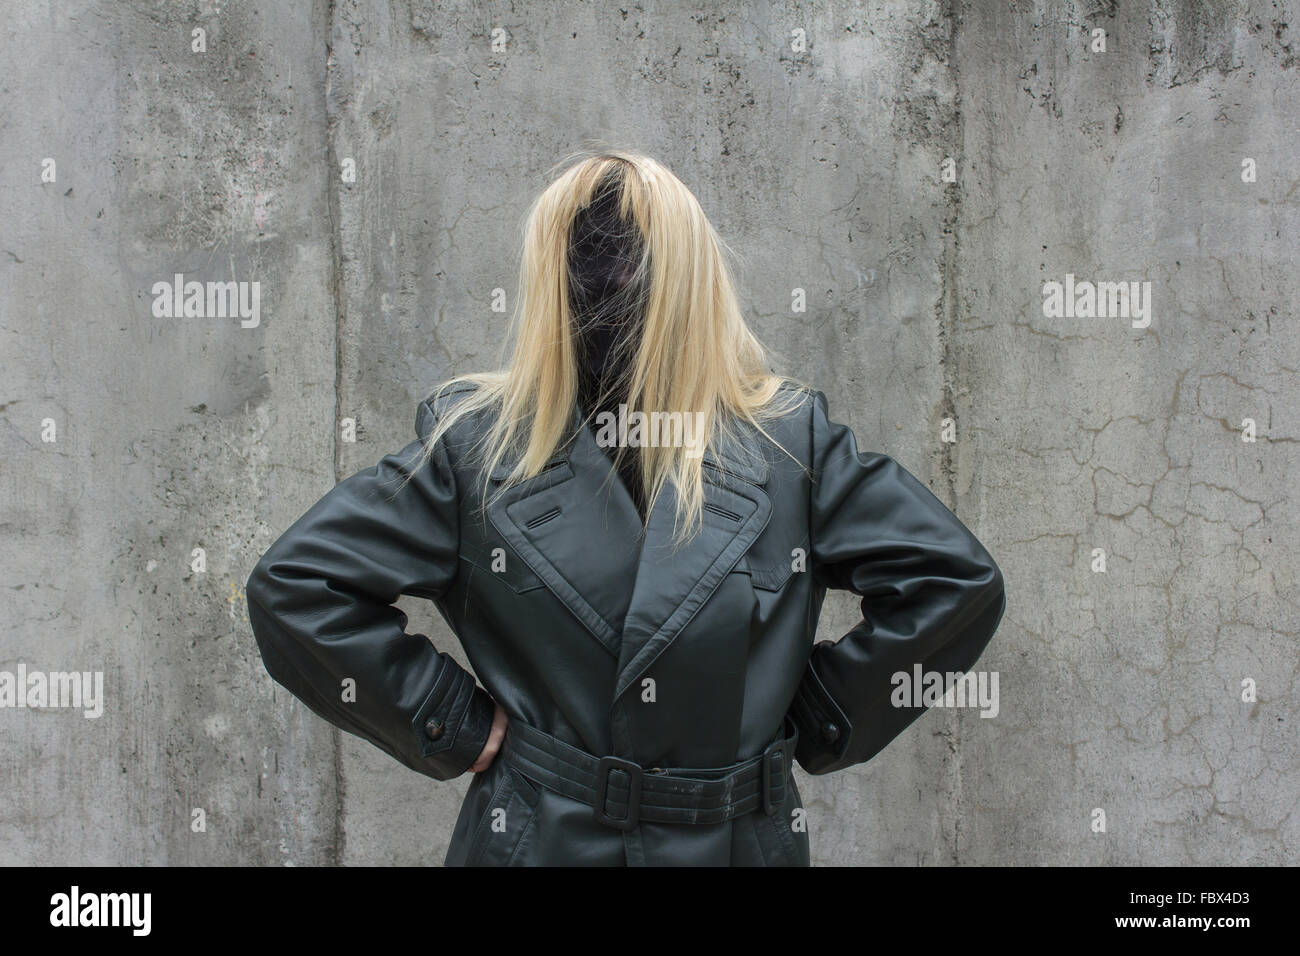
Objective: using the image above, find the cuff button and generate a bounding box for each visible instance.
[820,721,840,743]
[424,718,445,740]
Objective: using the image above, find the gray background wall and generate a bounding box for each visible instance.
[1,0,1294,865]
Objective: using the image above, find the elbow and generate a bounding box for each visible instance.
[964,531,1005,615]
[982,558,1006,614]
[956,546,1006,658]
[244,554,275,617]
[967,554,1007,659]
[244,560,264,607]
[245,537,296,617]
[244,554,292,667]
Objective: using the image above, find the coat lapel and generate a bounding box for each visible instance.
[484,403,773,694]
[485,406,643,659]
[612,429,772,703]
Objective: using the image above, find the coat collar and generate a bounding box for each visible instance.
[487,403,770,486]
[483,401,772,707]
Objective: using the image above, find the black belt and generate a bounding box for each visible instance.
[500,717,799,831]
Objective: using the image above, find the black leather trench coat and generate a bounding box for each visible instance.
[245,383,1006,866]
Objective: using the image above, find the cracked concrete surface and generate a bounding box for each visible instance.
[0,0,1294,864]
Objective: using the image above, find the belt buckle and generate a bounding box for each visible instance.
[594,756,643,831]
[761,738,786,816]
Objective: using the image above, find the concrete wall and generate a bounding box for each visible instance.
[1,0,1294,865]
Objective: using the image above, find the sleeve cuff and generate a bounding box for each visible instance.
[789,645,853,774]
[411,652,496,779]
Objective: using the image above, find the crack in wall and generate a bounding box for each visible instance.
[323,0,347,868]
[929,0,967,867]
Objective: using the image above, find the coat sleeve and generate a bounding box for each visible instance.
[245,395,495,781]
[787,390,1006,775]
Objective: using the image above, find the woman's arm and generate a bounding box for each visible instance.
[788,390,1007,774]
[245,395,496,781]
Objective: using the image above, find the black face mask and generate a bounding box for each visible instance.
[568,180,645,412]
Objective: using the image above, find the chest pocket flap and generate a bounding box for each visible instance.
[734,534,808,592]
[460,538,545,594]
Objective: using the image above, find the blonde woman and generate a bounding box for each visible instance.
[245,150,1006,866]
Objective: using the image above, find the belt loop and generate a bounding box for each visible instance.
[594,756,643,831]
[761,738,785,816]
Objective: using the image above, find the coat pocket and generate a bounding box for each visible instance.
[464,763,542,867]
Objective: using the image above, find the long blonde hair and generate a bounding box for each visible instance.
[410,149,808,544]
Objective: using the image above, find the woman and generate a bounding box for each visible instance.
[245,150,1007,867]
